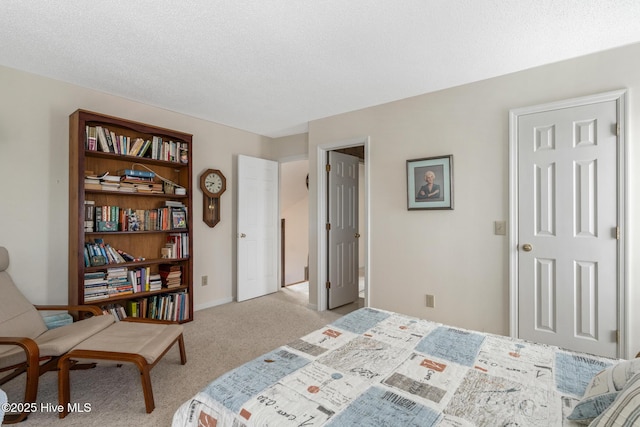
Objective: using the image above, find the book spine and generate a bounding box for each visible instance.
[103,127,115,153]
[110,131,120,154]
[138,139,152,157]
[96,126,110,152]
[123,169,155,178]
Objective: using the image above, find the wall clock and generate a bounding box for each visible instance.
[199,169,226,227]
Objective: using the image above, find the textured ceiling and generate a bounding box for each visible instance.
[1,1,640,138]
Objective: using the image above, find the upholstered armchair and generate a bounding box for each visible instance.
[0,246,115,423]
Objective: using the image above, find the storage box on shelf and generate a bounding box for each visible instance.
[69,109,193,323]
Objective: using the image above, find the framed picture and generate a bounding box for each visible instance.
[171,209,188,229]
[407,155,454,210]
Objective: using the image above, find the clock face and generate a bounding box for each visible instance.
[205,173,223,194]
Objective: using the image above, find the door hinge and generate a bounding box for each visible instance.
[616,329,620,343]
[326,223,331,231]
[616,123,620,137]
[326,164,331,172]
[616,226,620,240]
[326,281,331,289]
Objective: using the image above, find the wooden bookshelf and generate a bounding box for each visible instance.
[68,109,193,322]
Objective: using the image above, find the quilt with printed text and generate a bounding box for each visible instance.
[172,307,618,426]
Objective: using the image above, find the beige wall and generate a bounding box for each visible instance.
[307,43,640,358]
[265,133,308,161]
[0,65,269,311]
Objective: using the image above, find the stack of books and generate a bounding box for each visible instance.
[118,169,156,193]
[159,264,182,288]
[100,174,121,191]
[149,273,163,291]
[84,271,108,302]
[135,181,164,194]
[118,181,136,193]
[84,174,102,191]
[106,266,133,297]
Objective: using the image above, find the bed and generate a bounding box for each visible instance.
[173,307,640,426]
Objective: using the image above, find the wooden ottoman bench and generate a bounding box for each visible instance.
[57,319,186,418]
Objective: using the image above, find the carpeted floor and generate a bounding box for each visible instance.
[1,288,348,426]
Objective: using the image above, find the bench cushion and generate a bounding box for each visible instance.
[70,321,183,364]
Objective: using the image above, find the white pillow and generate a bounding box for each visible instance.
[567,359,640,425]
[589,372,640,426]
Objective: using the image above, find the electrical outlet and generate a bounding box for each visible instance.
[202,275,208,286]
[426,294,435,308]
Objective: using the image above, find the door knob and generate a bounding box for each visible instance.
[239,233,246,238]
[522,243,533,252]
[355,233,361,238]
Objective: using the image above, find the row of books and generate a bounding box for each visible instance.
[120,266,163,293]
[84,235,188,269]
[84,239,142,267]
[101,304,128,321]
[83,264,182,301]
[129,291,189,321]
[163,233,189,259]
[85,126,189,164]
[99,291,190,322]
[84,202,188,232]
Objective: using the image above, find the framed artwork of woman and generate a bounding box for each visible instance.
[407,155,454,210]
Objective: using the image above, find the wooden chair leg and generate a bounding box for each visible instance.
[2,412,29,424]
[178,334,187,365]
[58,355,72,419]
[2,349,42,424]
[138,364,155,413]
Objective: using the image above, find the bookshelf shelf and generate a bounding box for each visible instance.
[86,230,189,236]
[85,189,190,199]
[93,284,189,302]
[69,109,193,323]
[83,258,190,272]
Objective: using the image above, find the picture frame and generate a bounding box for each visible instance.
[171,209,188,229]
[407,155,454,210]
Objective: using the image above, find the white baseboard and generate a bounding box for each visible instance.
[194,297,234,312]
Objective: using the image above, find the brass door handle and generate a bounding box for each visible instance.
[355,233,361,238]
[522,243,532,252]
[239,233,246,238]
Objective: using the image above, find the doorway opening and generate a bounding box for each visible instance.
[280,154,365,315]
[280,159,310,288]
[316,137,370,313]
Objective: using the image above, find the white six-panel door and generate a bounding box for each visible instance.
[237,155,279,302]
[516,98,620,358]
[327,151,359,309]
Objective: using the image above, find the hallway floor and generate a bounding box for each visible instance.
[286,268,365,315]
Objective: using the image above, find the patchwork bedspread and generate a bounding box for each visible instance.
[172,307,616,426]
